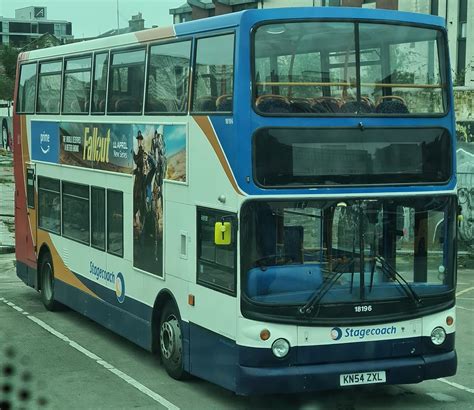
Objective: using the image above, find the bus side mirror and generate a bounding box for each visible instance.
[215,221,232,246]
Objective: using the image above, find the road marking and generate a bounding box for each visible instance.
[456,305,474,312]
[1,298,180,410]
[457,297,474,301]
[438,378,474,394]
[456,287,474,297]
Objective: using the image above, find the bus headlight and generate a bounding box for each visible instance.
[431,327,446,346]
[272,338,290,358]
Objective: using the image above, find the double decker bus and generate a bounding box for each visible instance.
[14,7,457,395]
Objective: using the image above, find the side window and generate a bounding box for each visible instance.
[192,34,234,113]
[37,60,62,114]
[62,56,92,114]
[91,187,105,250]
[197,208,236,295]
[62,182,90,244]
[146,40,191,113]
[26,168,35,209]
[38,177,60,234]
[17,63,37,114]
[108,48,145,113]
[107,190,123,257]
[91,52,109,114]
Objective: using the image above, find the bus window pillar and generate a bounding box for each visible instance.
[414,211,428,282]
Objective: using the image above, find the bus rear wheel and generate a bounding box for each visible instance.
[159,303,186,380]
[40,253,60,311]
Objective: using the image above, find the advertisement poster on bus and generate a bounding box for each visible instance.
[131,124,186,275]
[32,120,187,276]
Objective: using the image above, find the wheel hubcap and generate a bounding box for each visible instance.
[160,317,182,362]
[1,127,6,148]
[43,263,53,301]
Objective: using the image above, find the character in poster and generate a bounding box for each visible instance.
[132,124,187,275]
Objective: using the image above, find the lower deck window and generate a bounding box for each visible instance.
[38,177,60,234]
[107,190,123,257]
[62,182,90,244]
[197,208,236,294]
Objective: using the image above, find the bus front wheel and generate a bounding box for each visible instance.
[159,303,186,380]
[40,253,60,311]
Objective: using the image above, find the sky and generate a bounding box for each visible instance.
[0,0,185,38]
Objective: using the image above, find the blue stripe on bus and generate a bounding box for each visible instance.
[67,269,153,322]
[209,116,458,197]
[174,7,445,38]
[186,322,456,395]
[54,278,153,350]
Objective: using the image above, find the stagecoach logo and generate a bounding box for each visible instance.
[40,131,50,154]
[115,272,126,304]
[331,327,343,341]
[89,262,125,303]
[330,326,397,341]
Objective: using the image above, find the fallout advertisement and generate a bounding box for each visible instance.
[131,124,186,275]
[57,121,187,275]
[60,122,134,172]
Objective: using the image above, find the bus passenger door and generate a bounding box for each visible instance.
[187,207,238,391]
[25,163,38,286]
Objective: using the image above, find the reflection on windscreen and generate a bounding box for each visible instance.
[254,22,446,115]
[241,197,455,305]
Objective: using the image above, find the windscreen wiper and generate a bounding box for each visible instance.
[298,258,352,316]
[375,256,422,306]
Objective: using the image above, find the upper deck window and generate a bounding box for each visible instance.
[62,56,92,114]
[146,40,192,114]
[37,60,62,114]
[17,63,37,114]
[192,34,234,113]
[91,52,109,114]
[254,22,447,116]
[108,48,145,113]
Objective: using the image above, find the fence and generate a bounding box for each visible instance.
[0,150,14,253]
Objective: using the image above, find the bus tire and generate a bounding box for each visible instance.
[1,119,8,149]
[40,252,60,311]
[159,302,187,380]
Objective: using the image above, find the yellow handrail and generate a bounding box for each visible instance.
[256,81,444,89]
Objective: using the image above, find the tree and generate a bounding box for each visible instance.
[0,74,14,101]
[0,45,19,102]
[0,45,19,80]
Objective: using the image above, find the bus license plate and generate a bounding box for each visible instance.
[340,371,386,386]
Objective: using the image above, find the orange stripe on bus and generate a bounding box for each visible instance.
[193,116,244,196]
[37,230,100,300]
[134,26,175,43]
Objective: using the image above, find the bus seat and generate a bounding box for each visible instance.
[284,226,304,263]
[98,99,106,112]
[256,95,291,113]
[340,99,374,114]
[246,264,323,299]
[311,97,340,113]
[115,97,141,113]
[146,99,168,112]
[216,94,233,111]
[375,96,409,114]
[289,98,313,113]
[195,96,217,112]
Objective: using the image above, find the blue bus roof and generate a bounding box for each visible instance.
[174,7,445,36]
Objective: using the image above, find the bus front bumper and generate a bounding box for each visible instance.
[236,350,456,395]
